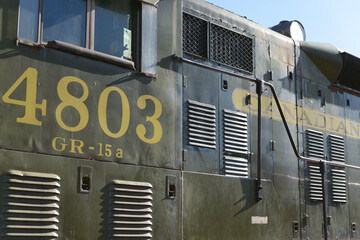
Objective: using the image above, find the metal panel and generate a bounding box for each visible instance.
[306,129,324,201]
[328,135,347,203]
[141,3,157,75]
[187,99,217,149]
[1,170,61,239]
[109,180,153,239]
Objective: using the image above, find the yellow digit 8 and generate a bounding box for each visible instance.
[98,87,130,138]
[55,76,89,132]
[136,95,163,144]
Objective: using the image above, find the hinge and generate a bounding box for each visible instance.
[182,149,186,162]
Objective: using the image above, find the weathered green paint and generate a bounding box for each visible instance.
[0,0,359,239]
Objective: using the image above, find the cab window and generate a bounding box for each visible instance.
[94,0,133,60]
[18,0,135,61]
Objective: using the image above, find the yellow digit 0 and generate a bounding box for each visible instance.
[55,76,89,132]
[136,95,163,144]
[2,67,46,126]
[98,87,130,138]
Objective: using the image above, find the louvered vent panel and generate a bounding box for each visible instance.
[183,13,208,59]
[306,129,324,201]
[223,109,248,155]
[331,169,347,203]
[187,100,216,149]
[224,156,248,178]
[329,135,345,163]
[109,180,153,239]
[1,170,61,239]
[210,24,253,73]
[329,135,347,203]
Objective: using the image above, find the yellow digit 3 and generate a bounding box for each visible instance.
[136,95,163,144]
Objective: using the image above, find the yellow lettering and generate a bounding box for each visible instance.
[116,148,123,158]
[52,137,67,152]
[335,121,346,135]
[2,67,47,126]
[136,95,163,144]
[300,110,312,126]
[70,139,84,154]
[98,87,130,138]
[314,113,326,128]
[56,76,89,132]
[350,122,360,137]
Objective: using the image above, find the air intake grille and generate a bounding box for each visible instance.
[187,100,216,149]
[109,180,153,239]
[223,109,248,155]
[1,170,61,239]
[210,24,253,73]
[183,13,208,59]
[306,129,324,201]
[328,135,347,203]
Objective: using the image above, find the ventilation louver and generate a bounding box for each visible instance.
[223,109,249,178]
[183,13,208,59]
[306,129,324,201]
[187,100,216,149]
[1,170,61,239]
[109,180,153,239]
[328,135,347,203]
[210,24,253,73]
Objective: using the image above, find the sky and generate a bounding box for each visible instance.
[206,0,360,57]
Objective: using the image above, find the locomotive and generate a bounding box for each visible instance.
[0,0,360,239]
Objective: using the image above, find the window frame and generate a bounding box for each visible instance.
[17,0,157,75]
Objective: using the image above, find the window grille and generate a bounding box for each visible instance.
[210,24,253,73]
[182,13,208,59]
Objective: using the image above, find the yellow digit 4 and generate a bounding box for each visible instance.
[56,76,89,132]
[136,95,163,144]
[1,67,46,126]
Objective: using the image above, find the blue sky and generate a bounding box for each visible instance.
[206,0,360,57]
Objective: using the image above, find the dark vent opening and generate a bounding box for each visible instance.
[183,13,208,59]
[210,24,253,73]
[337,52,360,91]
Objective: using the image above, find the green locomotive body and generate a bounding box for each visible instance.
[0,0,360,239]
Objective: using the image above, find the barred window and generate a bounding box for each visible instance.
[183,13,207,59]
[210,24,253,73]
[182,13,254,73]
